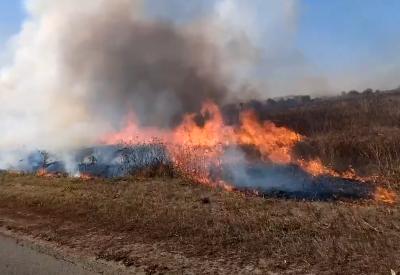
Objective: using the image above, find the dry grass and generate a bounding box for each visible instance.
[1,93,400,273]
[0,173,399,274]
[266,92,400,189]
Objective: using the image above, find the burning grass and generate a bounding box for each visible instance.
[98,101,396,203]
[4,97,399,204]
[266,91,400,190]
[0,172,399,274]
[1,92,400,273]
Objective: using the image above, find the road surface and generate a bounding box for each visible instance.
[0,234,97,275]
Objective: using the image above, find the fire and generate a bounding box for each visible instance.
[37,168,55,178]
[237,110,301,164]
[173,102,232,147]
[36,168,47,177]
[102,113,169,145]
[79,173,96,181]
[374,187,397,204]
[102,101,397,203]
[298,159,339,177]
[167,102,305,187]
[103,101,328,185]
[171,102,302,162]
[102,101,306,189]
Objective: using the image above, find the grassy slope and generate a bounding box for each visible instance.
[0,173,399,274]
[267,93,400,186]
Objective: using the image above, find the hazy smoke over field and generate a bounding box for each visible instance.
[62,6,229,128]
[0,0,299,154]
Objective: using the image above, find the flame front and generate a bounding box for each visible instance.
[102,101,396,203]
[374,187,397,204]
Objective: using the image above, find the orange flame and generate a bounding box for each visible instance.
[36,169,61,178]
[102,101,397,203]
[79,173,96,181]
[297,159,339,177]
[36,168,47,177]
[171,102,302,159]
[237,110,301,164]
[166,102,305,187]
[374,187,397,204]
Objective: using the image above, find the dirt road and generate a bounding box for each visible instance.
[0,233,97,275]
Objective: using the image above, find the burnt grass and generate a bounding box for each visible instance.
[0,92,400,274]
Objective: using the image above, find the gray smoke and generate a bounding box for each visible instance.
[61,5,229,127]
[0,0,298,169]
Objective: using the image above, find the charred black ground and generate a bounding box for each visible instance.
[6,90,400,202]
[14,143,377,202]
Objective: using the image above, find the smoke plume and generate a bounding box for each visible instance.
[0,0,298,155]
[62,2,229,128]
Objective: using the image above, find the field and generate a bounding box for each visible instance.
[1,91,400,274]
[0,173,399,274]
[267,90,400,189]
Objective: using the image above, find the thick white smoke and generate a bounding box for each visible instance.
[0,0,299,171]
[0,0,298,148]
[0,0,116,151]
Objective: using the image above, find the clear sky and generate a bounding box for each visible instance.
[0,1,24,45]
[1,0,400,92]
[298,1,400,73]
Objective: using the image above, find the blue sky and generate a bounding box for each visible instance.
[0,1,24,44]
[1,1,399,91]
[298,1,400,73]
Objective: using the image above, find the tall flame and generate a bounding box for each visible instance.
[102,101,396,204]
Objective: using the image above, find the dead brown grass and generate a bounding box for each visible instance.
[266,93,400,189]
[0,173,399,274]
[1,93,400,274]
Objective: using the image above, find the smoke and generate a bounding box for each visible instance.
[0,0,302,169]
[61,1,230,128]
[0,0,261,150]
[2,0,398,158]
